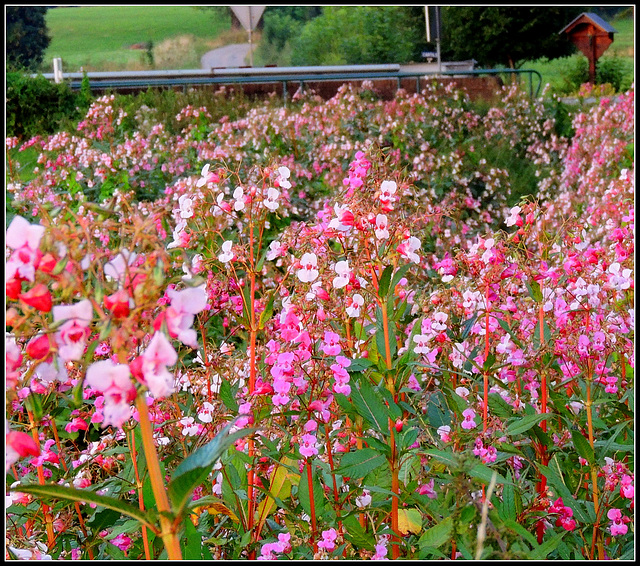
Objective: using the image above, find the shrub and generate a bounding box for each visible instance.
[5,72,92,140]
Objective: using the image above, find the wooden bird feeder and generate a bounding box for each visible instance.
[560,12,617,84]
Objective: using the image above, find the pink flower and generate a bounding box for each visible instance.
[52,299,93,361]
[86,359,136,428]
[138,332,178,399]
[374,213,389,239]
[162,285,208,347]
[6,428,40,471]
[346,293,364,317]
[332,260,351,289]
[264,187,280,211]
[417,478,437,498]
[218,241,234,263]
[6,215,45,282]
[18,283,53,312]
[397,235,421,264]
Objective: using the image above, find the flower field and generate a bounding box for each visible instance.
[5,80,634,560]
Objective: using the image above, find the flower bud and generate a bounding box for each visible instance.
[19,284,53,312]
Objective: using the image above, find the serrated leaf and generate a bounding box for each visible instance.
[13,483,156,531]
[570,430,594,464]
[468,464,506,485]
[258,293,275,330]
[418,516,453,548]
[297,461,325,520]
[377,265,394,299]
[219,379,238,412]
[487,393,514,419]
[350,379,390,435]
[423,449,459,470]
[169,422,253,517]
[530,532,566,559]
[342,514,375,550]
[398,507,422,535]
[336,448,388,479]
[505,413,549,436]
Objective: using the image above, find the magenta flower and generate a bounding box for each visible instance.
[321,331,342,356]
[299,433,319,458]
[607,508,629,536]
[317,528,338,552]
[461,408,477,430]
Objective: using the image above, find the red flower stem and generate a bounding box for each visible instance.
[26,410,56,549]
[306,459,318,554]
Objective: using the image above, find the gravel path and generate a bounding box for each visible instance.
[200,43,253,69]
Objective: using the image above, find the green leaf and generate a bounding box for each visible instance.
[500,471,520,522]
[336,448,388,479]
[342,514,375,550]
[258,293,275,330]
[530,531,566,560]
[13,483,156,531]
[468,464,506,485]
[297,461,325,520]
[169,422,254,518]
[487,393,514,419]
[347,358,375,372]
[377,265,393,299]
[418,516,453,549]
[350,379,390,435]
[501,518,537,547]
[505,413,549,436]
[219,379,238,412]
[570,430,594,464]
[423,449,459,469]
[527,280,543,303]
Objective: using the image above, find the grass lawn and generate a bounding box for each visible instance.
[43,6,233,72]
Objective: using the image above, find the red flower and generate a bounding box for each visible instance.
[18,283,53,312]
[104,289,131,318]
[6,277,23,300]
[26,334,55,360]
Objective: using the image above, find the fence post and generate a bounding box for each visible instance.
[53,58,63,83]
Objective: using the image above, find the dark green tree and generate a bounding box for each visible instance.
[440,6,584,68]
[6,6,51,71]
[290,6,428,66]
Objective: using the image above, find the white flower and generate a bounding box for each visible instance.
[177,194,194,219]
[264,187,280,211]
[374,213,389,239]
[277,166,292,189]
[218,241,234,263]
[346,293,364,317]
[332,260,351,289]
[233,186,245,211]
[297,253,319,283]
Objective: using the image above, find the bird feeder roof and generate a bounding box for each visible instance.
[559,12,618,35]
